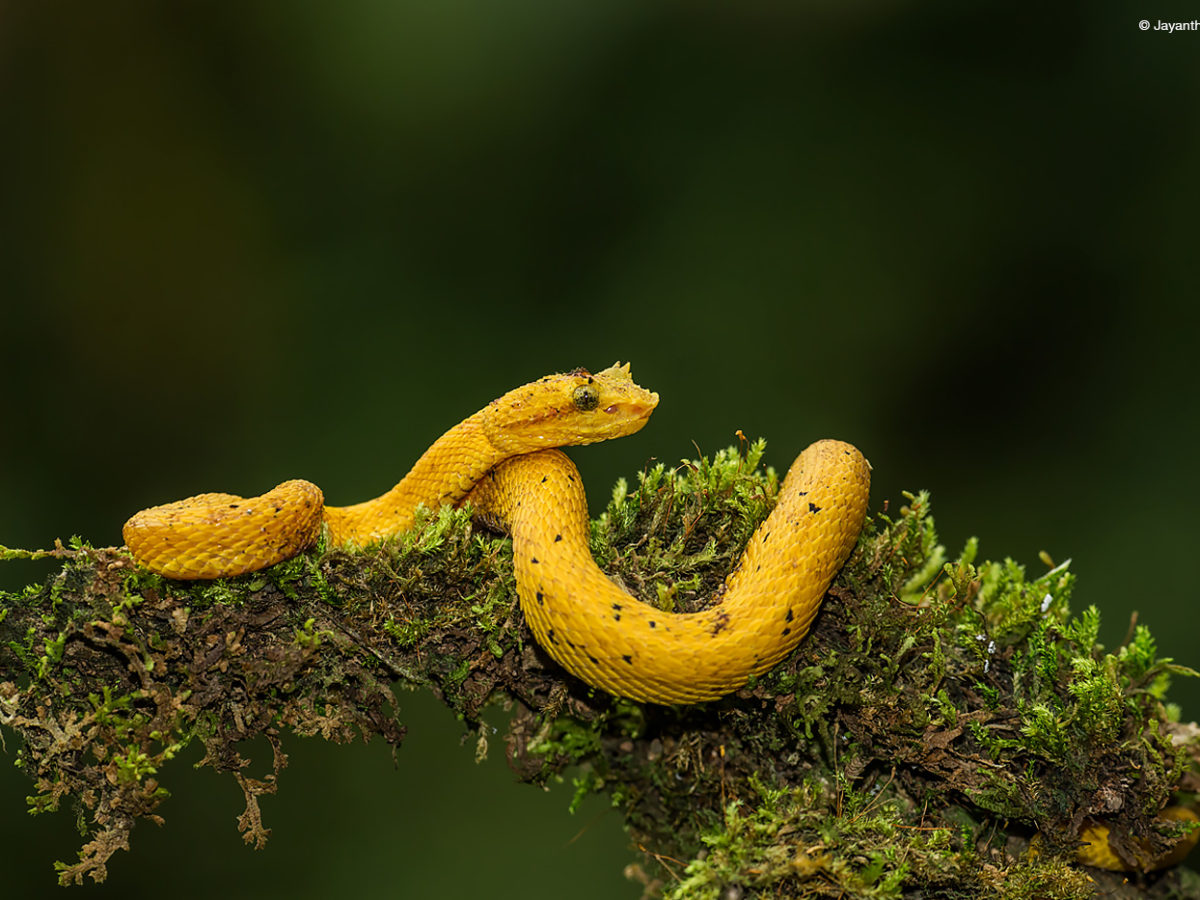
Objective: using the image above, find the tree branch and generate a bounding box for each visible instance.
[2,442,1198,897]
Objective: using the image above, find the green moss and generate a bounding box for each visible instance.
[663,777,971,900]
[292,617,327,650]
[382,613,433,648]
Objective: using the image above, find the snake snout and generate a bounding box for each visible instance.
[603,390,659,417]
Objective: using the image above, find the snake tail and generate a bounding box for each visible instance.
[467,440,871,704]
[121,481,325,580]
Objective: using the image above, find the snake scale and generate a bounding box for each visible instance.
[122,362,1195,870]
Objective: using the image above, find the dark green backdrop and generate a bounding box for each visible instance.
[3,2,1198,896]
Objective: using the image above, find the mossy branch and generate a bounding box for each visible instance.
[2,440,1198,898]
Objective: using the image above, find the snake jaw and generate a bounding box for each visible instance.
[602,394,658,424]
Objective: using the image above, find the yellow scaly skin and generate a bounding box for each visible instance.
[466,442,870,704]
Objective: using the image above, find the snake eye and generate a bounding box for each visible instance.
[572,384,600,411]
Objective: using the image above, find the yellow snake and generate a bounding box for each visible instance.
[124,362,869,704]
[122,362,1195,870]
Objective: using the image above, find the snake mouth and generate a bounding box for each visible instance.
[603,392,660,419]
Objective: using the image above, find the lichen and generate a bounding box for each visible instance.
[1,440,1197,896]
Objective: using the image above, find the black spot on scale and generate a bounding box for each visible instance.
[649,621,657,629]
[541,475,547,483]
[622,654,633,665]
[536,591,544,606]
[808,502,822,514]
[786,608,794,622]
[566,638,575,649]
[530,556,539,564]
[782,627,791,636]
[547,629,558,645]
[587,654,599,665]
[710,611,730,636]
[554,534,562,542]
[612,602,623,611]
[797,490,807,496]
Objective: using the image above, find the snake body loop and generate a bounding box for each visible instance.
[466,442,869,704]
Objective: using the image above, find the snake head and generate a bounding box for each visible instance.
[482,362,659,453]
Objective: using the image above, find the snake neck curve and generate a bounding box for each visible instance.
[319,363,657,549]
[322,413,504,546]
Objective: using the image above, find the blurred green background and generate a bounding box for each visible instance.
[3,2,1199,896]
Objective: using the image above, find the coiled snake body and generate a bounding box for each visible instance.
[124,362,868,704]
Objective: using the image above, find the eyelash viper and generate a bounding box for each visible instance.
[124,362,868,703]
[121,362,1195,871]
